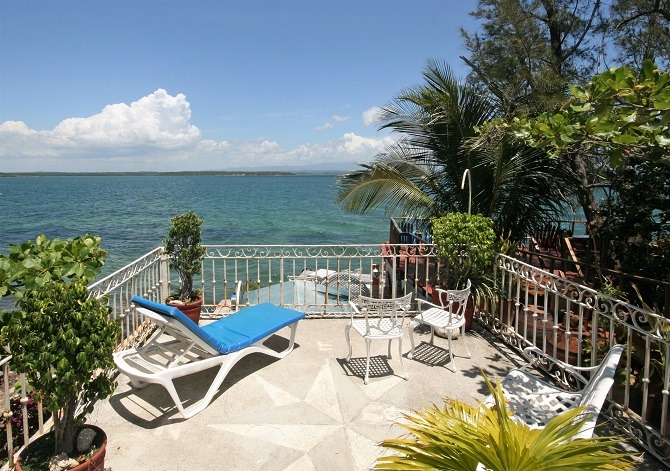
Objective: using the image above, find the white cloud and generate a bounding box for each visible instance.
[0,90,394,172]
[332,114,350,122]
[315,122,334,131]
[0,121,35,135]
[52,89,200,147]
[362,107,383,126]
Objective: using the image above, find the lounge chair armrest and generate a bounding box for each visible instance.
[485,390,583,428]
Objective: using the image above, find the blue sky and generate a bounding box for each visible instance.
[0,0,478,172]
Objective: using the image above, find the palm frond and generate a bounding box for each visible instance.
[376,373,636,471]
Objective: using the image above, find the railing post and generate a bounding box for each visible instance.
[372,264,380,298]
[160,253,170,302]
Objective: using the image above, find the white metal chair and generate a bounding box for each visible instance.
[325,270,370,304]
[409,279,472,371]
[345,293,413,384]
[490,343,625,439]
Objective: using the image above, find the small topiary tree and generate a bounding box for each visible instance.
[2,281,120,457]
[0,234,119,463]
[163,211,206,302]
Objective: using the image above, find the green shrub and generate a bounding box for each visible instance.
[430,213,498,302]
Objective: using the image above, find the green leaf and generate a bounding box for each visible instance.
[570,103,591,112]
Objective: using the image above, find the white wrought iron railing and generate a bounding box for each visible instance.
[477,253,670,465]
[2,245,668,467]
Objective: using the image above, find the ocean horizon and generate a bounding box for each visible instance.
[0,174,390,279]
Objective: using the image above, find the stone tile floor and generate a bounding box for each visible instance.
[90,319,664,470]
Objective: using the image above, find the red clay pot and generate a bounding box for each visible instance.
[167,297,203,325]
[15,425,107,471]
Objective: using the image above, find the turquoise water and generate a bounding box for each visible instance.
[0,175,389,278]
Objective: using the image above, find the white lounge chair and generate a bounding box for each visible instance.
[114,296,304,419]
[490,343,625,439]
[345,293,413,384]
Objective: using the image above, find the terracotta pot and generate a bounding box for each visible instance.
[167,297,203,325]
[15,425,107,471]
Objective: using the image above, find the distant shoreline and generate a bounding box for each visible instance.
[0,170,341,178]
[0,170,346,178]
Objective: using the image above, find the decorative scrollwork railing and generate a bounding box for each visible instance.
[197,244,435,317]
[476,253,670,465]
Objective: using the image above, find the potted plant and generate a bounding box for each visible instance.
[375,374,635,470]
[430,213,498,330]
[163,210,206,324]
[0,234,120,470]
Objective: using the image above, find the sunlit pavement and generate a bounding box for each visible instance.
[90,318,661,470]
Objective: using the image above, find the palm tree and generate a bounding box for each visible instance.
[336,60,573,242]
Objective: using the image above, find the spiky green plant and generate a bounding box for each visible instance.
[376,375,635,471]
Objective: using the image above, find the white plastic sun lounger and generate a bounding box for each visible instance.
[114,296,305,419]
[488,343,624,439]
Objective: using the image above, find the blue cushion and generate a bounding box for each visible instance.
[131,297,304,355]
[202,303,305,350]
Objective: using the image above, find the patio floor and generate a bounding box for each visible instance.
[90,318,662,470]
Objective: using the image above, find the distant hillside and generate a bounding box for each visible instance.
[0,162,365,177]
[230,161,362,173]
[0,171,295,177]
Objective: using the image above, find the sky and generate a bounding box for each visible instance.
[0,0,479,172]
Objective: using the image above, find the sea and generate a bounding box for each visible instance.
[0,174,390,279]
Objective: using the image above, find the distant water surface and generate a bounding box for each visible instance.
[0,175,389,278]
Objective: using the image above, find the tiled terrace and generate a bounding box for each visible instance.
[89,318,663,470]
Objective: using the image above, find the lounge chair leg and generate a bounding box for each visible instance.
[387,339,393,359]
[345,322,353,362]
[398,339,407,380]
[364,339,371,384]
[408,319,417,360]
[462,324,471,358]
[447,331,456,372]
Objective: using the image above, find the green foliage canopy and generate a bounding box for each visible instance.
[488,61,670,166]
[430,213,498,301]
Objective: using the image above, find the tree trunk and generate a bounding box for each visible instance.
[568,151,604,281]
[54,398,77,455]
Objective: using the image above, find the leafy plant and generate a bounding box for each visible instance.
[0,234,107,302]
[376,374,635,470]
[163,211,206,302]
[1,281,120,457]
[490,61,670,167]
[430,213,498,303]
